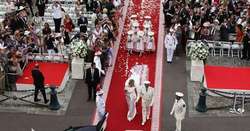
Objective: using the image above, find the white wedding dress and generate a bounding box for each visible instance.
[124,64,149,121]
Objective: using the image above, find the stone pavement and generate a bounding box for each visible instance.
[0,79,76,116]
[162,51,250,131]
[0,79,95,131]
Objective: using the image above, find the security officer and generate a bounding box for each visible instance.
[164,28,178,63]
[170,92,186,131]
[140,81,154,126]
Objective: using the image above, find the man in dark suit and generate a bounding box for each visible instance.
[31,64,49,103]
[36,0,46,17]
[85,63,100,101]
[241,28,250,60]
[78,15,88,33]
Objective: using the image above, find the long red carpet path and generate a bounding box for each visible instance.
[16,61,68,87]
[205,65,250,90]
[105,0,160,130]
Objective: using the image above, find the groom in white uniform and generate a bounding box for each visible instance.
[164,28,178,63]
[170,92,186,131]
[140,81,154,126]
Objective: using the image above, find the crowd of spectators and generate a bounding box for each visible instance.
[163,0,250,51]
[0,0,122,90]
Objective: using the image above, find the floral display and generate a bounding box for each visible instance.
[188,41,209,61]
[70,39,89,58]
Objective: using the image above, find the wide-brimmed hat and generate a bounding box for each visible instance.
[148,32,154,36]
[144,16,151,19]
[203,21,210,27]
[17,6,25,11]
[130,15,137,18]
[176,92,184,97]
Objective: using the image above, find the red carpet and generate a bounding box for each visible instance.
[105,0,160,130]
[205,65,250,90]
[16,61,68,87]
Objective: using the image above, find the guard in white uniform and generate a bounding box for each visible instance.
[145,31,155,52]
[127,30,134,54]
[164,28,178,63]
[170,92,186,131]
[140,81,154,125]
[96,88,106,121]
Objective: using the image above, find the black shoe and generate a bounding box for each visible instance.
[44,99,49,104]
[34,99,41,102]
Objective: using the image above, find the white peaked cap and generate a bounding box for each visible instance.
[176,92,184,97]
[144,80,151,84]
[144,16,151,19]
[128,30,134,35]
[138,31,144,36]
[148,32,154,36]
[130,15,137,18]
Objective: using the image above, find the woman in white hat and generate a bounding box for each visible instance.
[127,30,134,54]
[134,31,145,56]
[145,32,155,52]
[130,15,139,31]
[124,79,138,122]
[143,16,152,30]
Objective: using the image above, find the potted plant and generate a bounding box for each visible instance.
[188,41,209,81]
[70,39,89,79]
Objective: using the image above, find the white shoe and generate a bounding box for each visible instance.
[141,122,145,126]
[147,116,150,120]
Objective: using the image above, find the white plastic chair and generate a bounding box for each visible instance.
[213,41,222,56]
[221,41,231,56]
[231,42,243,57]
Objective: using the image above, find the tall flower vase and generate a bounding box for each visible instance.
[71,57,85,79]
[190,60,204,82]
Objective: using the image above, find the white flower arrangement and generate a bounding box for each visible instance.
[70,39,89,58]
[188,41,209,60]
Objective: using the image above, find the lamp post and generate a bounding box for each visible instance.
[49,86,61,110]
[196,88,207,112]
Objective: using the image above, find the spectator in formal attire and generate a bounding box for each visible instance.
[52,1,63,33]
[36,0,46,17]
[25,0,34,16]
[63,14,74,45]
[85,62,100,101]
[78,14,88,33]
[236,24,244,42]
[241,28,250,60]
[31,63,49,103]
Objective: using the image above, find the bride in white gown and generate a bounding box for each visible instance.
[125,79,137,121]
[124,64,149,121]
